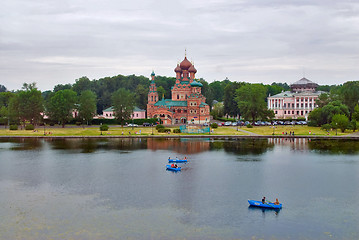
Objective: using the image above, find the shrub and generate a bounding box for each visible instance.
[321,124,332,131]
[246,124,253,128]
[156,124,165,130]
[100,124,109,131]
[25,124,34,130]
[173,129,181,133]
[210,123,218,128]
[10,125,18,130]
[158,128,171,133]
[76,122,82,126]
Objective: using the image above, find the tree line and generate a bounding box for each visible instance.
[308,81,359,132]
[0,74,356,129]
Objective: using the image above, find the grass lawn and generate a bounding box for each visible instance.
[239,125,352,136]
[0,125,353,137]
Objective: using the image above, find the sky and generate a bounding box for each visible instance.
[1,0,359,91]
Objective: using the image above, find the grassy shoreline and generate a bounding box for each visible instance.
[0,125,357,139]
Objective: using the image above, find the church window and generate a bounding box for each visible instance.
[151,96,153,101]
[177,94,179,99]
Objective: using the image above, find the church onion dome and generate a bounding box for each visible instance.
[188,64,197,73]
[151,71,155,76]
[174,64,182,73]
[180,57,192,70]
[190,80,203,87]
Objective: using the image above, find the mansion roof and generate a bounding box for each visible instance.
[269,90,326,98]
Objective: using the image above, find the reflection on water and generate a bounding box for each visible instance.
[248,206,281,216]
[308,139,359,154]
[1,137,359,156]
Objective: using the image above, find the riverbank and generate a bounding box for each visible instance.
[1,125,358,139]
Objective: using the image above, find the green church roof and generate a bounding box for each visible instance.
[154,99,187,107]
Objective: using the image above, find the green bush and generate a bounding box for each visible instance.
[158,128,171,133]
[10,125,18,130]
[246,124,253,128]
[173,129,181,133]
[100,124,109,131]
[156,124,165,130]
[321,124,332,131]
[25,124,34,130]
[76,122,82,126]
[211,123,218,128]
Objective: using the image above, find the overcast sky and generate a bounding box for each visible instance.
[1,0,359,91]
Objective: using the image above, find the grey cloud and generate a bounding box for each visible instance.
[1,0,358,90]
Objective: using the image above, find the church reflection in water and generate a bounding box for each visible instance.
[1,137,358,155]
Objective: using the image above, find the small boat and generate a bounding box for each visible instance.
[248,200,282,209]
[166,165,181,171]
[168,159,188,163]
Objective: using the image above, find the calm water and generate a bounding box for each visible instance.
[0,138,358,240]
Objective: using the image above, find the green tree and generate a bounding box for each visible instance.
[47,89,77,127]
[211,102,224,119]
[134,84,148,110]
[7,96,20,124]
[308,108,325,126]
[157,86,166,100]
[53,83,72,93]
[352,104,359,121]
[9,83,44,127]
[308,101,349,126]
[78,90,97,125]
[316,93,331,108]
[224,82,242,118]
[112,88,135,127]
[199,78,214,108]
[331,114,349,133]
[321,100,349,123]
[350,119,357,132]
[0,92,14,107]
[235,84,267,122]
[340,81,359,119]
[0,84,7,92]
[72,76,93,95]
[267,83,285,96]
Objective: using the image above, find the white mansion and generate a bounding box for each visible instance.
[267,78,325,120]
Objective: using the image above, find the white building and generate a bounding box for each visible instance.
[267,78,325,120]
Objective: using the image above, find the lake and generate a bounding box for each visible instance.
[0,137,358,239]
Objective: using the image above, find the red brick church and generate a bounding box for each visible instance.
[147,55,210,125]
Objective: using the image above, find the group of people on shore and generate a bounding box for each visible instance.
[282,131,295,136]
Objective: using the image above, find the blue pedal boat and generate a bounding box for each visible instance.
[248,200,282,209]
[166,165,181,171]
[168,159,188,163]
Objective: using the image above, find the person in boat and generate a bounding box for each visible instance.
[176,156,178,160]
[184,156,187,160]
[274,198,280,205]
[171,163,175,168]
[174,164,178,168]
[262,197,266,204]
